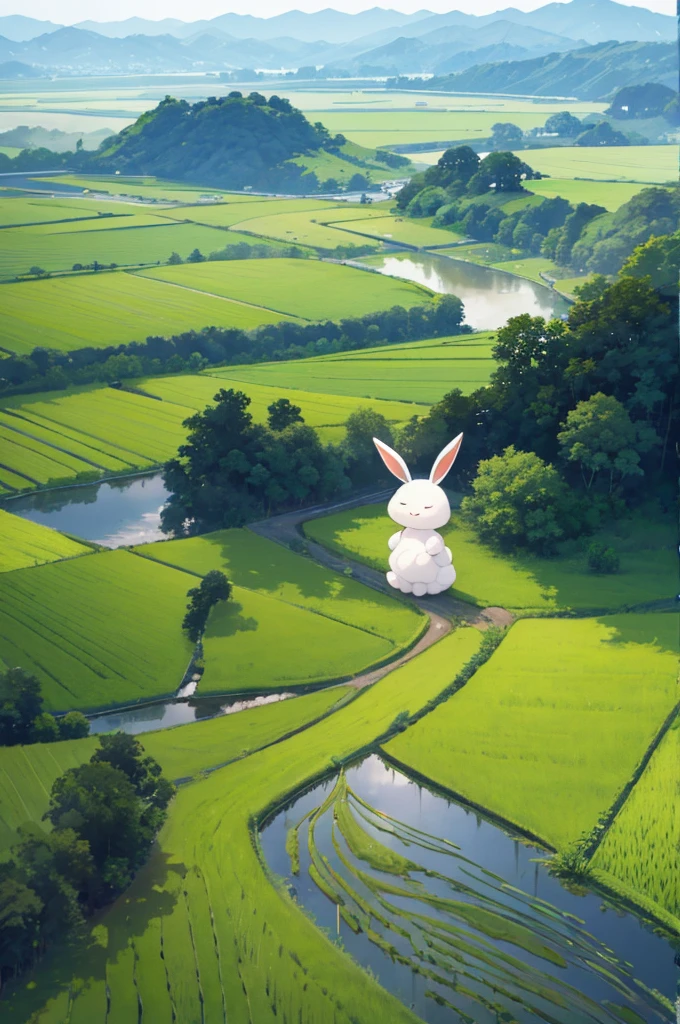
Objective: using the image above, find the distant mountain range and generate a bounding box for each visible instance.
[0,0,675,84]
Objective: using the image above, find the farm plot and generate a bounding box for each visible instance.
[313,110,558,149]
[136,258,433,321]
[385,614,679,849]
[305,504,676,612]
[161,196,350,229]
[0,628,481,1024]
[41,175,233,202]
[219,334,495,403]
[0,686,348,859]
[134,528,425,648]
[0,509,89,572]
[0,196,136,228]
[0,423,105,488]
[527,178,649,211]
[0,549,194,712]
[141,373,422,438]
[226,208,384,249]
[0,218,248,278]
[329,214,462,248]
[513,145,676,183]
[592,714,679,922]
[0,270,287,355]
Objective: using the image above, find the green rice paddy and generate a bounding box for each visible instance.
[385,614,679,849]
[513,145,677,183]
[331,214,461,248]
[0,509,89,572]
[526,178,651,211]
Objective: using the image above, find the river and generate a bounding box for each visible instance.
[261,754,677,1024]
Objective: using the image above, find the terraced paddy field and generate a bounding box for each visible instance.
[213,332,496,403]
[513,145,677,183]
[136,257,433,321]
[305,504,675,612]
[0,217,269,279]
[0,509,89,571]
[134,528,425,648]
[0,269,288,355]
[0,377,423,491]
[592,714,679,923]
[385,614,679,850]
[0,549,194,712]
[0,686,349,859]
[0,628,482,1024]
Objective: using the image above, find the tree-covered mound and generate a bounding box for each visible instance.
[86,92,385,192]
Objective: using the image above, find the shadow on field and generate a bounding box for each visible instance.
[205,596,257,637]
[595,611,679,653]
[0,851,183,1022]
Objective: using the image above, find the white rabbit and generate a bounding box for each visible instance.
[372,434,463,597]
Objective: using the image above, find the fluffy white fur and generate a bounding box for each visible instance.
[374,435,462,596]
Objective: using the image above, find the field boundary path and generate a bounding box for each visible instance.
[250,490,512,690]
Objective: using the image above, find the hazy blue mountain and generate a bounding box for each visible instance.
[0,59,47,78]
[0,15,62,41]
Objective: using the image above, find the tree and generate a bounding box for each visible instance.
[342,407,393,485]
[0,668,43,746]
[543,111,582,137]
[58,711,90,740]
[13,827,92,938]
[347,172,369,191]
[572,275,609,302]
[187,248,206,263]
[182,570,232,642]
[167,251,183,264]
[467,152,529,194]
[606,83,676,120]
[0,877,42,991]
[620,231,680,294]
[575,121,629,147]
[31,713,60,744]
[406,186,448,217]
[557,392,658,492]
[91,732,174,811]
[28,266,46,276]
[491,122,522,148]
[267,398,303,431]
[461,446,582,554]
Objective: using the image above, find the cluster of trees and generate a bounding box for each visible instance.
[0,733,173,990]
[0,295,466,397]
[394,274,675,554]
[0,667,89,747]
[168,239,374,266]
[606,83,679,124]
[396,146,538,216]
[183,570,232,642]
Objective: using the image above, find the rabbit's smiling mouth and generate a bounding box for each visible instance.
[409,512,420,516]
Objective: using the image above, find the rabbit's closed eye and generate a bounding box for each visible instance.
[424,505,433,509]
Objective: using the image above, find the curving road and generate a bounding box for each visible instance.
[250,490,513,690]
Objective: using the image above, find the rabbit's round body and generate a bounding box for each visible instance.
[373,434,463,598]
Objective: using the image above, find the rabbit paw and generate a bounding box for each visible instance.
[425,535,443,555]
[415,551,431,567]
[412,582,427,597]
[386,571,399,589]
[434,546,453,567]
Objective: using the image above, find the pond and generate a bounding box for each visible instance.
[261,754,677,1024]
[367,252,570,330]
[5,472,169,548]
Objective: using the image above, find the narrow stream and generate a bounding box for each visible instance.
[88,690,297,736]
[261,754,677,1023]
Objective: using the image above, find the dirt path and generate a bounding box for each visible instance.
[250,491,513,690]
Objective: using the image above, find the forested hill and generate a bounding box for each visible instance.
[402,41,678,101]
[90,93,361,192]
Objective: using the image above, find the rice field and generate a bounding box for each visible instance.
[0,196,136,227]
[226,208,384,249]
[134,528,425,647]
[592,714,679,921]
[161,196,356,229]
[513,145,677,183]
[137,257,433,321]
[213,332,496,403]
[0,549,194,712]
[0,627,481,1024]
[0,686,348,859]
[0,509,89,572]
[385,614,679,849]
[526,178,650,211]
[304,504,676,612]
[329,214,462,248]
[0,270,288,355]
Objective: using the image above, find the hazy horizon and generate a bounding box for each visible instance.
[5,0,674,25]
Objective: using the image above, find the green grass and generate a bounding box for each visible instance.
[592,714,679,921]
[0,422,106,488]
[134,528,425,648]
[0,509,89,571]
[0,218,256,279]
[330,213,461,248]
[431,241,515,265]
[42,175,235,202]
[385,615,679,849]
[0,686,347,859]
[136,257,433,321]
[0,270,288,356]
[0,550,194,712]
[212,332,496,404]
[512,146,676,183]
[159,197,346,229]
[490,256,558,286]
[225,207,384,250]
[527,178,650,211]
[0,627,480,1024]
[304,504,676,612]
[0,196,136,227]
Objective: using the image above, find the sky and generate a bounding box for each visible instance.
[15,0,677,22]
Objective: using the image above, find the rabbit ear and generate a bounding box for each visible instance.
[373,437,412,483]
[430,433,463,485]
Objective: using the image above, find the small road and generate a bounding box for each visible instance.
[250,490,513,690]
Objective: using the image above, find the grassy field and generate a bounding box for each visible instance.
[526,178,649,211]
[137,257,433,321]
[330,213,462,248]
[385,614,679,849]
[0,626,480,1024]
[213,332,496,403]
[0,196,140,227]
[0,550,195,712]
[41,174,234,201]
[0,509,89,571]
[0,269,288,355]
[592,714,679,921]
[0,686,348,859]
[134,528,425,647]
[513,146,677,183]
[304,504,676,612]
[158,196,339,228]
[226,207,384,249]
